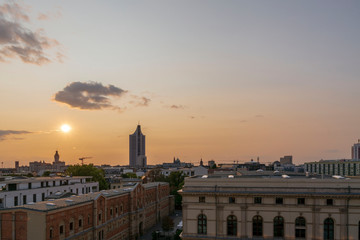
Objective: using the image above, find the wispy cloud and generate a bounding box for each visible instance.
[37,7,62,21]
[129,95,151,107]
[0,130,32,141]
[0,2,62,65]
[169,104,185,109]
[54,81,127,110]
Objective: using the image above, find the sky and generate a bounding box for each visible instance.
[1,0,360,167]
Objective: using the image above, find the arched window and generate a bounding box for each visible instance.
[253,215,263,237]
[198,214,207,234]
[227,215,237,236]
[324,218,334,240]
[274,216,284,238]
[295,217,306,238]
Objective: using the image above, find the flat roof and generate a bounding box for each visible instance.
[5,184,138,212]
[1,176,92,184]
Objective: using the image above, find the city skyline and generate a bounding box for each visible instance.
[1,1,360,166]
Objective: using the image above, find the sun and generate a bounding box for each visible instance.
[60,124,71,133]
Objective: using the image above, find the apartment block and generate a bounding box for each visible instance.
[0,176,98,209]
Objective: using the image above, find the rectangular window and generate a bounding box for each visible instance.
[70,222,73,231]
[276,197,283,204]
[326,199,333,206]
[28,183,32,189]
[60,225,64,235]
[42,193,45,201]
[254,197,262,204]
[297,198,305,205]
[14,196,18,206]
[79,219,82,227]
[199,196,205,203]
[229,197,235,204]
[33,194,36,202]
[23,195,27,204]
[50,229,53,238]
[8,184,17,191]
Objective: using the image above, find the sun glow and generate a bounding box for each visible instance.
[60,124,71,133]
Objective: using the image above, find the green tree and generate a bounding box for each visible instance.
[162,216,174,231]
[148,168,167,182]
[66,164,109,190]
[174,229,182,240]
[42,171,51,177]
[121,172,138,178]
[167,171,185,210]
[211,163,217,169]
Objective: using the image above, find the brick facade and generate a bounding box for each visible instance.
[0,182,174,240]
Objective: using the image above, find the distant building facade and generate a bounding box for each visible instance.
[0,182,173,240]
[180,176,360,239]
[129,125,147,168]
[352,140,360,160]
[162,157,193,168]
[305,141,360,176]
[280,155,293,165]
[305,159,360,176]
[28,151,66,175]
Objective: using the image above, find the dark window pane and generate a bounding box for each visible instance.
[274,216,284,237]
[198,214,207,234]
[253,215,263,237]
[227,215,237,236]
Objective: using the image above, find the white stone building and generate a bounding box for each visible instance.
[0,176,98,208]
[180,175,360,239]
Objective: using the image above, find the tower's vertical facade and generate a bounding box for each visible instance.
[129,125,146,168]
[352,140,360,160]
[54,150,60,163]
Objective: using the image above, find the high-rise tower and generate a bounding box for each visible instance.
[129,125,147,168]
[352,140,360,160]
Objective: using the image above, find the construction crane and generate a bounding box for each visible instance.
[79,157,92,165]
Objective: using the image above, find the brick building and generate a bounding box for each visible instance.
[0,182,174,240]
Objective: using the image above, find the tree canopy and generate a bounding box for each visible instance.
[66,164,109,190]
[121,172,138,178]
[162,216,174,231]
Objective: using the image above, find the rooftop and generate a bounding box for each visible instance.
[2,181,168,212]
[180,176,360,196]
[6,184,138,212]
[0,176,92,184]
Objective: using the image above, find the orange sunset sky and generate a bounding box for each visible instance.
[1,1,360,167]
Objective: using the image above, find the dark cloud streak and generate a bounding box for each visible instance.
[170,104,185,109]
[0,130,32,141]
